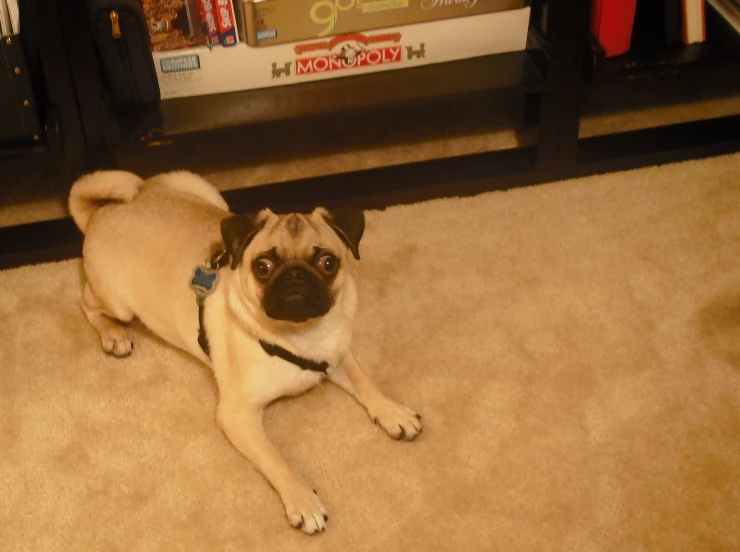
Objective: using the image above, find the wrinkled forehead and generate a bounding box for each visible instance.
[258,212,339,258]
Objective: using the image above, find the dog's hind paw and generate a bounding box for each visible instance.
[101,327,133,358]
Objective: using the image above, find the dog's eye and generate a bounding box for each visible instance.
[253,258,275,280]
[316,255,339,276]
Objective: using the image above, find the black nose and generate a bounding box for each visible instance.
[282,267,306,284]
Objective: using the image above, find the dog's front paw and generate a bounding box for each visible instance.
[101,327,133,357]
[369,398,422,441]
[281,482,328,535]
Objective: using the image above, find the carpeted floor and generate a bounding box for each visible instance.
[1,152,739,551]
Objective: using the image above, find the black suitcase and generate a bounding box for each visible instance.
[88,0,160,106]
[0,34,42,145]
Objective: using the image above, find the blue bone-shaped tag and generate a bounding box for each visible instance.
[190,267,219,297]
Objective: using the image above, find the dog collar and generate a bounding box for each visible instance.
[191,249,228,358]
[190,249,228,305]
[193,249,330,374]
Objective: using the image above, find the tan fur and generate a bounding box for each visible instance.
[68,170,422,535]
[68,170,144,232]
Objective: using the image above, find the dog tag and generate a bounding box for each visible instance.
[190,266,219,300]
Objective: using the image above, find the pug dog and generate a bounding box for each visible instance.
[68,170,421,534]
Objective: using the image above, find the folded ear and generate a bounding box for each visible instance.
[323,208,365,260]
[220,213,266,269]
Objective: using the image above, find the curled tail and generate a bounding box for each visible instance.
[68,171,145,233]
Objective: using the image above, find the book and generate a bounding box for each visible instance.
[707,0,740,33]
[141,0,207,51]
[241,0,524,48]
[681,0,707,43]
[0,0,11,37]
[665,0,683,45]
[197,0,221,46]
[590,0,639,57]
[195,0,239,47]
[6,0,17,34]
[214,0,238,46]
[632,1,682,48]
[153,8,530,99]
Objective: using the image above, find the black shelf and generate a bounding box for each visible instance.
[0,217,81,270]
[5,0,740,270]
[575,114,740,177]
[223,145,538,212]
[0,142,49,160]
[595,41,739,78]
[0,142,52,172]
[586,1,740,80]
[559,0,740,179]
[120,51,546,145]
[0,146,539,269]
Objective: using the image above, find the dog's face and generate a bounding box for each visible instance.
[220,207,364,324]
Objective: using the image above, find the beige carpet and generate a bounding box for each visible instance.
[2,153,740,551]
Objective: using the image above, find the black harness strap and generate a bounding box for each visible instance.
[259,340,329,373]
[196,248,228,359]
[198,303,211,358]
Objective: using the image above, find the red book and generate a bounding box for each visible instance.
[590,0,639,57]
[215,0,238,47]
[197,0,221,47]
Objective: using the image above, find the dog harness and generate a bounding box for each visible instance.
[190,249,329,374]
